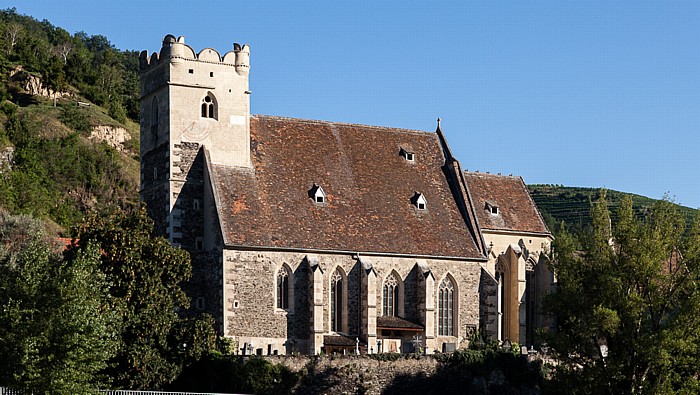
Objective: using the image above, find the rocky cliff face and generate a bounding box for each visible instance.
[89,125,131,152]
[9,65,71,100]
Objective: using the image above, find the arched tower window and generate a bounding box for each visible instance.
[438,276,456,336]
[201,93,217,120]
[150,96,159,135]
[330,269,346,333]
[383,273,400,317]
[276,264,293,311]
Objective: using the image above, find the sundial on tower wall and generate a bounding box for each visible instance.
[181,121,210,142]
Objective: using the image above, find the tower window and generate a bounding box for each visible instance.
[210,72,214,77]
[150,97,159,137]
[201,93,217,120]
[188,69,194,74]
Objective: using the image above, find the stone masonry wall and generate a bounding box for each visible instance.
[140,142,170,237]
[222,249,484,355]
[262,355,541,395]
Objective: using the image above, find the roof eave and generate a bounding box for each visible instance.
[222,243,488,262]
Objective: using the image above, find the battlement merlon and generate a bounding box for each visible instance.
[139,35,250,77]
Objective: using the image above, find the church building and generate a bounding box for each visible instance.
[139,35,553,355]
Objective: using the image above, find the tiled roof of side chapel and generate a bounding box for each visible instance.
[462,171,551,235]
[209,115,484,258]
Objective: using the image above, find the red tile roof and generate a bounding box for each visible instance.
[210,115,483,258]
[463,172,550,235]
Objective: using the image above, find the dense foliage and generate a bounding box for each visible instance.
[543,193,700,394]
[0,212,117,393]
[0,8,139,119]
[73,208,196,389]
[0,110,137,228]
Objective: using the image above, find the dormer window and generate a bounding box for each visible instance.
[309,184,327,204]
[412,192,427,210]
[400,147,415,162]
[486,201,499,215]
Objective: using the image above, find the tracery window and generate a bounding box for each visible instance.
[331,270,344,332]
[383,274,399,316]
[201,93,217,119]
[438,277,455,336]
[277,266,291,310]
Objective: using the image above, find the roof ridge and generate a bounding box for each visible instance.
[252,114,436,136]
[463,170,520,179]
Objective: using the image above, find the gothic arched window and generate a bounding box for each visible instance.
[438,276,455,336]
[151,96,159,135]
[276,265,292,310]
[495,261,506,341]
[201,93,217,119]
[331,269,344,332]
[383,274,399,317]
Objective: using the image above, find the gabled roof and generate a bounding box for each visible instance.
[463,172,551,235]
[209,115,482,258]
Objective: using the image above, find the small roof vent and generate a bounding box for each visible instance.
[308,183,327,204]
[411,192,427,210]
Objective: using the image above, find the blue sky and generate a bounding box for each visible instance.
[5,1,700,208]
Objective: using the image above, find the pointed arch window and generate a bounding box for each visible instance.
[151,96,159,135]
[438,277,455,336]
[201,93,217,119]
[330,269,344,332]
[383,274,400,317]
[495,261,506,341]
[276,265,293,310]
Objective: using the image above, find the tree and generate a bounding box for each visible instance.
[4,22,22,55]
[544,193,700,394]
[73,207,192,389]
[0,212,118,393]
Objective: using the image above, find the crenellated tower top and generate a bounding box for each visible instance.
[139,34,250,77]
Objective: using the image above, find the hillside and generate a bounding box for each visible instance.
[0,8,141,233]
[528,184,698,235]
[0,8,696,240]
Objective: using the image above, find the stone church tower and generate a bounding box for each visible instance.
[139,34,251,247]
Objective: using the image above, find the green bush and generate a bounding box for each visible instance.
[59,105,91,134]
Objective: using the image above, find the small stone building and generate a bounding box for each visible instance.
[138,35,553,355]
